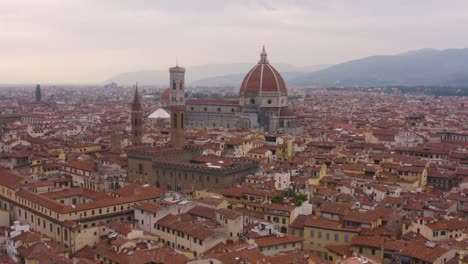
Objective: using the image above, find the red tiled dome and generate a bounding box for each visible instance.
[240,47,287,97]
[160,88,170,104]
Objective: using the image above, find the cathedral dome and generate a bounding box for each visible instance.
[240,46,287,97]
[160,88,170,106]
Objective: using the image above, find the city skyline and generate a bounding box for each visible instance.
[2,0,468,83]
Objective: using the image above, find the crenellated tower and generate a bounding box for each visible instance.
[131,85,143,145]
[169,65,186,148]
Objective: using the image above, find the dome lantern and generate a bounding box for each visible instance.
[259,45,269,64]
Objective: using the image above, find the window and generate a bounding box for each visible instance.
[310,230,314,237]
[371,249,376,256]
[172,81,176,90]
[318,231,322,239]
[344,234,349,243]
[267,99,272,104]
[181,113,184,128]
[172,114,177,128]
[326,233,330,240]
[250,98,255,104]
[334,233,339,241]
[217,107,221,112]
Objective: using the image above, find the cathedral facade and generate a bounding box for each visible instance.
[160,47,302,135]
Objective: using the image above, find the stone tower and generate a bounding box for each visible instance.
[35,84,41,102]
[169,65,186,148]
[131,86,143,145]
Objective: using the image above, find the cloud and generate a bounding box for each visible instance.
[1,0,468,83]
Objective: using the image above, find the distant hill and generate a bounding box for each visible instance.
[289,48,468,87]
[106,63,330,86]
[191,65,329,87]
[108,48,468,88]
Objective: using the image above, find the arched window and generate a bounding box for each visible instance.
[172,81,177,90]
[250,98,255,104]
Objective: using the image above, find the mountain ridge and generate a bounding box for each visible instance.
[289,48,468,87]
[107,48,468,87]
[106,63,330,86]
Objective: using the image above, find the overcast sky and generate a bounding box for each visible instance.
[1,0,468,84]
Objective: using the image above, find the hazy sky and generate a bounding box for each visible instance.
[1,0,468,84]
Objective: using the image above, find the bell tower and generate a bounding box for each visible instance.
[131,85,143,145]
[169,65,186,148]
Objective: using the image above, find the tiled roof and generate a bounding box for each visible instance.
[401,240,451,263]
[0,170,24,189]
[156,214,217,240]
[188,205,217,220]
[133,202,164,214]
[254,234,303,247]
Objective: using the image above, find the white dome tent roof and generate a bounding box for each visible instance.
[148,108,170,119]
